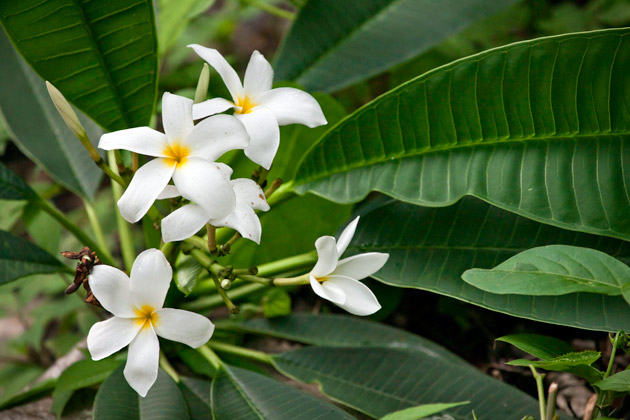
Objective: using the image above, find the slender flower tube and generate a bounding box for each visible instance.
[188,45,327,169]
[310,217,389,316]
[87,249,214,396]
[98,92,250,223]
[159,176,269,243]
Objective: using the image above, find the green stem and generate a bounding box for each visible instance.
[273,272,310,286]
[182,283,265,312]
[207,340,272,364]
[190,249,239,313]
[82,198,111,260]
[595,331,621,417]
[257,250,316,277]
[265,182,294,208]
[108,151,135,270]
[244,0,295,19]
[529,365,546,420]
[160,241,175,259]
[34,198,115,266]
[159,352,180,383]
[197,345,222,370]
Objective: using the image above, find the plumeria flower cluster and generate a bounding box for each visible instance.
[86,48,389,397]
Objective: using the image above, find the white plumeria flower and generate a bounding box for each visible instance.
[87,249,214,397]
[99,92,250,223]
[188,45,327,169]
[159,175,269,243]
[310,217,389,316]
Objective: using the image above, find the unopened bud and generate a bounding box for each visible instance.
[45,81,87,142]
[194,63,210,104]
[220,279,232,290]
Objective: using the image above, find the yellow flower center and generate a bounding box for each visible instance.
[235,96,257,114]
[162,142,190,167]
[134,305,158,329]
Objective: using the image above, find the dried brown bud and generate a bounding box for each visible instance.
[62,247,102,308]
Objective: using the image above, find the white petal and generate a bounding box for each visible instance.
[184,114,249,161]
[98,127,169,157]
[326,275,381,316]
[243,50,273,98]
[214,163,233,180]
[257,87,327,127]
[162,92,194,143]
[333,253,389,280]
[153,308,214,348]
[231,179,269,211]
[236,108,279,169]
[210,199,262,244]
[161,204,208,243]
[89,265,135,317]
[124,326,160,397]
[311,236,339,278]
[310,274,346,305]
[172,157,236,220]
[87,316,141,360]
[188,44,243,100]
[157,185,180,200]
[130,249,173,310]
[118,158,176,223]
[336,216,359,256]
[192,98,236,120]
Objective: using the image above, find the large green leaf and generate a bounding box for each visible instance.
[0,0,158,131]
[272,347,544,420]
[463,245,630,296]
[0,161,35,201]
[93,367,189,420]
[0,230,68,286]
[380,402,469,420]
[179,377,212,420]
[291,29,630,241]
[211,364,356,420]
[229,313,461,363]
[274,0,518,92]
[0,30,103,198]
[350,196,630,332]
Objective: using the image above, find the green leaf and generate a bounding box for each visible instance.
[272,347,545,420]
[93,366,190,420]
[261,288,292,318]
[380,402,470,420]
[23,204,61,255]
[52,358,122,417]
[174,253,203,296]
[0,378,56,410]
[0,230,68,286]
[496,334,575,360]
[274,0,518,92]
[594,369,630,391]
[230,313,462,363]
[291,29,630,241]
[211,364,356,420]
[462,245,630,296]
[178,347,217,378]
[350,196,630,332]
[0,0,158,131]
[0,161,35,201]
[508,351,601,368]
[0,30,103,198]
[157,0,214,56]
[179,377,211,420]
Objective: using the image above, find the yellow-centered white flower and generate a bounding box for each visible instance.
[98,92,250,223]
[188,45,327,169]
[87,249,214,397]
[159,177,269,243]
[310,217,389,316]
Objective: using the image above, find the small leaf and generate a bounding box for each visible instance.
[595,370,630,391]
[462,245,630,296]
[380,402,469,420]
[507,351,601,368]
[261,288,292,318]
[0,230,68,286]
[0,161,35,201]
[174,254,203,296]
[497,334,575,360]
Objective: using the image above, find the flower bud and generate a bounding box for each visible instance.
[194,63,210,104]
[45,81,87,142]
[220,279,232,290]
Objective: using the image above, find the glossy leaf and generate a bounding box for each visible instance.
[274,0,518,92]
[291,29,630,241]
[0,0,158,131]
[508,351,600,368]
[0,161,35,201]
[272,347,545,420]
[350,196,630,332]
[93,366,189,420]
[595,370,630,391]
[0,230,68,286]
[230,313,462,362]
[496,334,575,359]
[462,245,630,296]
[0,30,103,198]
[179,377,212,420]
[211,364,356,420]
[381,402,470,420]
